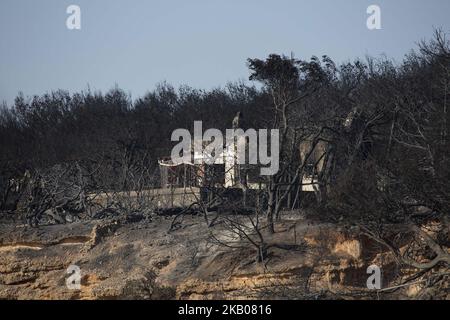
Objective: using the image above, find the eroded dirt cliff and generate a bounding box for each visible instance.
[0,214,447,300]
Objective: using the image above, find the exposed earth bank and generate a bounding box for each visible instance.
[0,214,447,300]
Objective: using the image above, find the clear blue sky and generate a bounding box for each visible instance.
[1,0,450,104]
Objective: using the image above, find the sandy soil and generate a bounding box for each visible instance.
[0,213,446,300]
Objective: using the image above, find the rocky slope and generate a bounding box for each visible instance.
[0,214,447,300]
